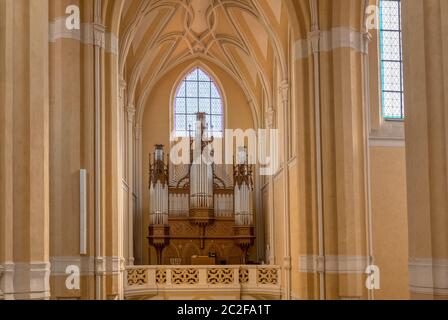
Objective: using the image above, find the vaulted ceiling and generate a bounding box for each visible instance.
[117,0,295,125]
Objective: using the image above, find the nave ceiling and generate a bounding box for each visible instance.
[115,0,301,127]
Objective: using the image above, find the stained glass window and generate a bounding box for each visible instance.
[174,68,223,137]
[380,0,404,119]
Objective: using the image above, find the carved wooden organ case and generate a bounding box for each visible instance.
[148,113,255,265]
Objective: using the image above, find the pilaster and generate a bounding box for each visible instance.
[402,0,448,299]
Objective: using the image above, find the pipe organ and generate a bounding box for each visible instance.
[149,145,169,225]
[148,145,170,263]
[148,113,255,265]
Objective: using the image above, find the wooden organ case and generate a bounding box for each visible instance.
[147,113,255,265]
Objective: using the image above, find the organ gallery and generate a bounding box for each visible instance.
[148,113,255,265]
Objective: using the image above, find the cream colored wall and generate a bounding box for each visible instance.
[140,58,255,265]
[370,146,409,299]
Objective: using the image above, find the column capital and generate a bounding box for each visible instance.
[119,257,126,272]
[361,32,372,55]
[93,23,106,48]
[308,29,320,54]
[119,78,127,91]
[95,256,106,275]
[266,106,276,129]
[135,125,142,140]
[283,256,292,270]
[127,104,136,123]
[278,80,289,104]
[119,79,127,102]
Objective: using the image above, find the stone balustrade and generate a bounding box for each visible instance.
[125,265,281,300]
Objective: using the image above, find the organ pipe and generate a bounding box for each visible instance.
[190,113,214,210]
[149,145,169,225]
[234,146,254,226]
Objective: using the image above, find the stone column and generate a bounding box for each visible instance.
[126,105,136,266]
[279,81,292,300]
[316,4,370,299]
[134,125,143,265]
[47,0,97,300]
[0,0,15,300]
[265,107,276,265]
[402,0,448,300]
[0,0,50,299]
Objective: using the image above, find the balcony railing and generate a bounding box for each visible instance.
[125,265,281,300]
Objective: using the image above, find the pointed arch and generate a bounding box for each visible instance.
[172,66,225,137]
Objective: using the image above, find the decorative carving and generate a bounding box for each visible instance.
[147,225,170,264]
[156,269,167,284]
[93,23,106,48]
[234,147,254,189]
[257,268,278,285]
[207,268,234,284]
[233,225,255,264]
[184,0,217,53]
[170,220,195,235]
[239,267,249,284]
[119,78,127,108]
[120,257,126,272]
[95,256,106,274]
[171,268,199,285]
[361,32,372,55]
[127,268,148,286]
[149,145,169,187]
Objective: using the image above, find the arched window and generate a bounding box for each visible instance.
[380,0,404,119]
[174,68,223,137]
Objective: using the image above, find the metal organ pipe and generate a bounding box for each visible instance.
[149,145,169,225]
[234,147,254,226]
[190,113,214,210]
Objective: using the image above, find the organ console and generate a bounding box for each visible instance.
[147,113,255,265]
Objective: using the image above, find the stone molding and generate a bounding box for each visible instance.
[0,262,51,300]
[296,27,368,60]
[409,258,448,296]
[298,255,370,274]
[50,256,126,277]
[49,17,118,55]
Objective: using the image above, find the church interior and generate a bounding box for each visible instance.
[1,0,448,300]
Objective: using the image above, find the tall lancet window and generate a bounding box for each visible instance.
[174,68,223,137]
[380,0,404,119]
